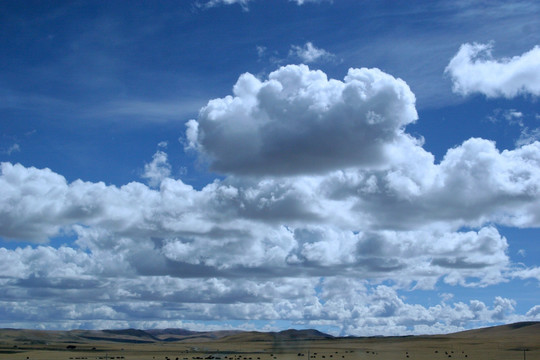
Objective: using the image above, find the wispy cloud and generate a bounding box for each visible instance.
[85,99,205,123]
[198,0,330,9]
[516,127,540,147]
[3,144,20,155]
[290,0,332,5]
[289,42,337,63]
[197,0,253,11]
[487,109,540,146]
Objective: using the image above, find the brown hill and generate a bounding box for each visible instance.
[447,321,540,338]
[0,322,539,360]
[215,329,334,343]
[0,321,537,345]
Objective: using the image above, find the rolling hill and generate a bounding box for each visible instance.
[0,322,537,345]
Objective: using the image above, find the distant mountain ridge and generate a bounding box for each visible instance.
[273,329,334,340]
[0,327,332,345]
[0,322,538,345]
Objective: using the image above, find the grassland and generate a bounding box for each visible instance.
[0,322,538,360]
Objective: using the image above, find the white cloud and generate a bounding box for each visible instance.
[0,157,521,289]
[90,99,205,123]
[2,63,540,333]
[526,305,540,318]
[3,70,540,279]
[504,110,524,122]
[5,143,20,155]
[256,45,267,58]
[199,0,252,10]
[487,109,540,147]
[446,43,540,98]
[488,108,524,126]
[0,238,525,334]
[186,64,418,175]
[142,150,172,188]
[199,0,329,8]
[317,138,540,232]
[424,138,540,228]
[516,127,540,147]
[290,0,331,5]
[315,280,522,336]
[289,42,335,63]
[511,266,540,281]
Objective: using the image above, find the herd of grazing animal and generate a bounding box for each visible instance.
[146,348,473,360]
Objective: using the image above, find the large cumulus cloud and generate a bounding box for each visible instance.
[186,65,418,175]
[327,138,540,231]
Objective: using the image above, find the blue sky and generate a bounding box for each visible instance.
[0,0,539,336]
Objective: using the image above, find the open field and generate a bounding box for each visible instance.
[0,322,538,360]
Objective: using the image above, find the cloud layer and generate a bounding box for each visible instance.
[446,43,540,98]
[1,64,540,334]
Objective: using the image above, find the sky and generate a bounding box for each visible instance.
[1,0,540,336]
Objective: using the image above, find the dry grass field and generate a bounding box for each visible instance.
[0,322,538,360]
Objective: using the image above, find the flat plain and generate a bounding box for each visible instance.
[0,322,538,360]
